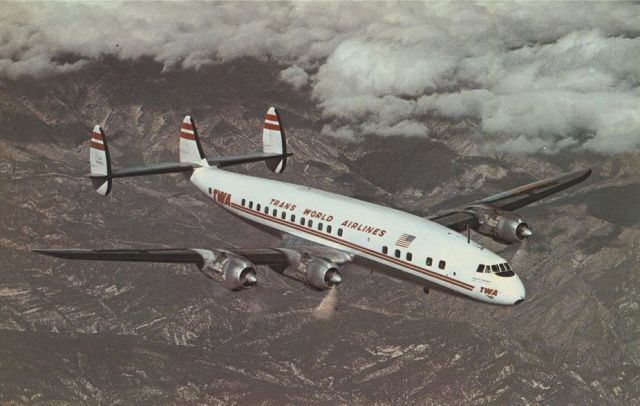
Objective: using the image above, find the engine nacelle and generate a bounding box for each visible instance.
[468,205,533,244]
[305,257,343,290]
[221,257,258,290]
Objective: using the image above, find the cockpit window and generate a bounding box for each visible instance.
[478,263,515,275]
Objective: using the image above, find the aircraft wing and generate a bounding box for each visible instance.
[33,248,290,267]
[34,245,352,290]
[427,169,592,231]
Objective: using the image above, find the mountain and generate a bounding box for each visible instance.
[0,57,638,405]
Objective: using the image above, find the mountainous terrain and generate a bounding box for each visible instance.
[1,57,639,405]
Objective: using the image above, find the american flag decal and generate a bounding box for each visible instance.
[396,233,416,248]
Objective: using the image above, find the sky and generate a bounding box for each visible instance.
[1,2,639,154]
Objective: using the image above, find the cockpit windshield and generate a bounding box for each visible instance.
[475,262,515,277]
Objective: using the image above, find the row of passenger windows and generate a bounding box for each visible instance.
[240,198,344,237]
[381,246,446,270]
[476,263,512,273]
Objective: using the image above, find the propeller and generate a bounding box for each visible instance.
[313,285,339,320]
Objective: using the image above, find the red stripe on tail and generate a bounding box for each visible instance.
[180,132,197,141]
[90,141,105,150]
[264,123,280,131]
[264,114,279,122]
[91,132,103,140]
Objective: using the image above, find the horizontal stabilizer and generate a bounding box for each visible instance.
[208,152,293,168]
[86,124,203,195]
[97,162,201,179]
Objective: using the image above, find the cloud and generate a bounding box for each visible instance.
[1,2,639,154]
[279,65,308,89]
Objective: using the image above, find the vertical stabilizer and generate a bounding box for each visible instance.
[179,116,206,163]
[262,107,287,173]
[89,125,112,195]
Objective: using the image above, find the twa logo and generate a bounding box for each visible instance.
[480,286,498,297]
[213,189,231,206]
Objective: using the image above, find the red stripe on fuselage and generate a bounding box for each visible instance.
[227,201,474,291]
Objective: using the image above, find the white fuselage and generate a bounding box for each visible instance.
[190,164,526,305]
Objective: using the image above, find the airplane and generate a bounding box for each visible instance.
[35,107,591,306]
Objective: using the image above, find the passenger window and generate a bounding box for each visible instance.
[491,265,499,273]
[241,199,246,206]
[439,260,446,270]
[426,257,432,266]
[382,246,388,255]
[291,214,296,222]
[272,209,277,217]
[249,201,253,209]
[327,225,332,234]
[256,204,261,211]
[264,206,269,214]
[476,264,484,273]
[406,252,412,261]
[338,228,343,237]
[394,249,401,258]
[318,223,323,231]
[281,212,286,220]
[301,218,306,226]
[308,220,313,228]
[208,187,212,194]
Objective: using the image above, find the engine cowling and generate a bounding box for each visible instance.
[468,205,533,244]
[221,257,258,290]
[305,257,343,290]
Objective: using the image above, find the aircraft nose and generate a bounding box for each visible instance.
[513,275,526,305]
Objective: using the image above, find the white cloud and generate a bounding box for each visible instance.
[279,65,308,89]
[1,2,639,153]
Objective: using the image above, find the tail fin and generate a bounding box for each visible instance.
[180,116,206,163]
[263,107,287,173]
[87,123,199,196]
[89,125,112,195]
